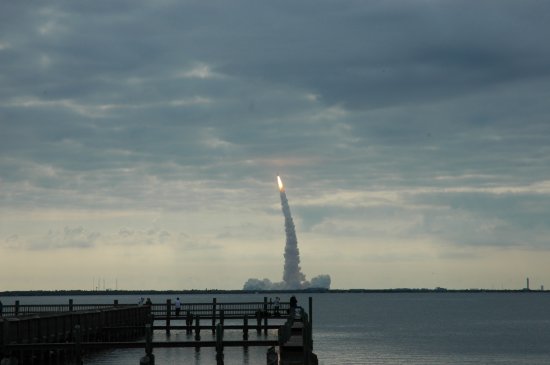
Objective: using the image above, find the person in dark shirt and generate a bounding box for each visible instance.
[290,296,297,309]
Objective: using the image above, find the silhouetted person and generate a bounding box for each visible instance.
[290,296,297,308]
[145,298,152,306]
[0,300,3,317]
[289,295,297,315]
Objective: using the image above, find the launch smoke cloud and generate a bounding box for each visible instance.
[243,176,331,291]
[279,177,307,288]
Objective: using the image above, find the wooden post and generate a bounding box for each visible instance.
[211,298,217,334]
[185,311,192,334]
[2,319,9,354]
[165,299,171,335]
[69,299,74,312]
[74,324,82,365]
[15,301,20,316]
[220,309,224,328]
[263,297,268,334]
[114,299,119,306]
[243,315,248,340]
[215,322,224,365]
[302,312,310,365]
[255,310,261,334]
[309,297,313,328]
[194,315,201,341]
[141,323,155,365]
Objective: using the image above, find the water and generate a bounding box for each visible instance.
[2,292,550,364]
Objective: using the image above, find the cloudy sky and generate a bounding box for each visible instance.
[1,1,550,291]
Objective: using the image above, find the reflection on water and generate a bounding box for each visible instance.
[81,325,274,365]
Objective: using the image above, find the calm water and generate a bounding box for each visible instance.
[3,292,550,364]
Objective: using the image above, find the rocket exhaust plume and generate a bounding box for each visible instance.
[278,175,306,289]
[242,175,331,291]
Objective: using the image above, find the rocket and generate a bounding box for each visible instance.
[277,175,285,192]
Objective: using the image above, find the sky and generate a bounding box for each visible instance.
[1,0,550,291]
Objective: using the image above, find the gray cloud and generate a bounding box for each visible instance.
[25,226,101,250]
[407,192,550,248]
[1,0,550,289]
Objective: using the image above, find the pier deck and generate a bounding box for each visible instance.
[1,297,316,364]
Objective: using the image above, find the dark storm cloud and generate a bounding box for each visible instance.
[1,0,550,253]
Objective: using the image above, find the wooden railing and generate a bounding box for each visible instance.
[1,305,150,364]
[277,306,316,365]
[1,298,290,319]
[149,299,290,318]
[0,298,315,364]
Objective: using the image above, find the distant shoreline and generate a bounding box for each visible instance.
[0,288,546,296]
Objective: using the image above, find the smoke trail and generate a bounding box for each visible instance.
[279,183,307,289]
[242,176,331,291]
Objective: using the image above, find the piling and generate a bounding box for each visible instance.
[185,311,193,334]
[263,297,268,334]
[211,298,217,334]
[255,310,262,334]
[215,323,224,365]
[309,297,313,328]
[73,324,82,365]
[165,299,171,335]
[140,323,155,365]
[243,315,248,341]
[194,315,201,342]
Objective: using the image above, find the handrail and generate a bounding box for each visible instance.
[277,306,316,365]
[1,301,291,318]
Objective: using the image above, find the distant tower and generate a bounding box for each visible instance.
[526,277,530,290]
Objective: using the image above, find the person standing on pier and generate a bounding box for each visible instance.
[289,295,297,309]
[175,297,181,316]
[289,296,299,317]
[274,297,280,316]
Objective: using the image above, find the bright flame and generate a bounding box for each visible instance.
[277,175,284,191]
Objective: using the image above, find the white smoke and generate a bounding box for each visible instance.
[243,276,331,291]
[280,188,307,289]
[310,274,331,289]
[242,176,331,291]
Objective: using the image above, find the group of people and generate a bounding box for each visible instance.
[137,297,152,306]
[140,295,297,318]
[268,295,298,317]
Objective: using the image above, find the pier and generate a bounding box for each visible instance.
[0,297,316,364]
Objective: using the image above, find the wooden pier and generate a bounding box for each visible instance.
[0,297,317,365]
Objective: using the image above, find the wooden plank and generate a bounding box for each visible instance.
[281,335,303,348]
[152,324,281,330]
[5,339,279,350]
